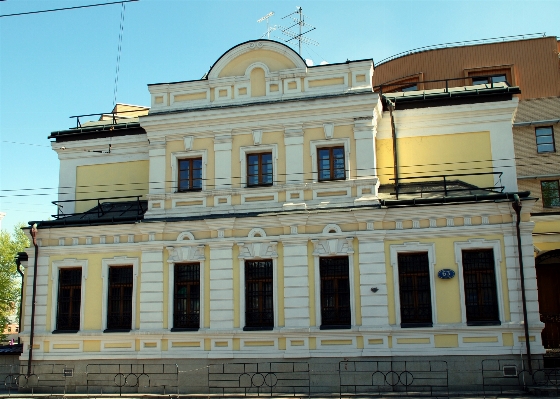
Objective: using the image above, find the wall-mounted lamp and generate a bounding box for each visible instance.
[370,287,379,293]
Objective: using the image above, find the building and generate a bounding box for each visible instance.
[19,40,542,393]
[372,34,560,354]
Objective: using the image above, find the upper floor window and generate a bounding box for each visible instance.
[173,263,200,330]
[247,152,273,187]
[401,84,418,92]
[318,146,345,181]
[244,259,274,330]
[397,252,433,328]
[178,158,202,191]
[461,249,500,326]
[320,256,351,329]
[541,180,560,208]
[56,268,82,331]
[472,74,508,85]
[536,126,555,153]
[107,266,133,331]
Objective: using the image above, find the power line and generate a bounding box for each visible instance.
[1,140,51,148]
[0,0,139,18]
[113,1,126,107]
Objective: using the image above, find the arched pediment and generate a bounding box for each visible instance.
[208,40,307,79]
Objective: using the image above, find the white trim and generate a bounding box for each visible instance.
[170,150,208,191]
[311,237,356,328]
[389,242,437,327]
[239,144,278,188]
[50,258,88,332]
[213,85,232,103]
[101,256,139,331]
[237,241,279,329]
[310,138,351,182]
[454,239,505,325]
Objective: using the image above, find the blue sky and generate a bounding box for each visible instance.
[1,0,559,233]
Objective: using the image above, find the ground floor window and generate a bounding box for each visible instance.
[398,252,433,327]
[173,263,200,330]
[244,259,274,330]
[107,266,133,331]
[320,256,351,329]
[56,268,82,331]
[462,249,500,325]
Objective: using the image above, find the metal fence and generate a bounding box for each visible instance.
[339,360,448,398]
[481,358,559,397]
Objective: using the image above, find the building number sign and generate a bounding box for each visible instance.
[437,269,456,279]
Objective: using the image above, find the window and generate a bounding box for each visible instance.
[7,327,11,333]
[244,260,274,330]
[471,74,508,85]
[536,126,555,153]
[397,252,433,327]
[541,180,560,207]
[320,257,351,329]
[462,249,500,325]
[247,152,273,187]
[56,268,82,331]
[401,84,418,92]
[178,158,202,191]
[173,263,200,330]
[318,146,346,181]
[106,266,133,331]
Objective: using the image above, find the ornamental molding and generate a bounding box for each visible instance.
[237,241,278,259]
[166,244,206,263]
[311,237,354,256]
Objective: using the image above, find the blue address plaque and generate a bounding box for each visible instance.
[437,269,456,279]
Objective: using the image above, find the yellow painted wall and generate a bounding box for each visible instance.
[385,235,509,325]
[533,220,560,234]
[218,49,297,78]
[48,252,141,331]
[376,132,493,187]
[250,68,266,97]
[75,161,149,213]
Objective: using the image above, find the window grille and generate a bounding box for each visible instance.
[178,158,203,191]
[245,260,273,329]
[462,249,500,325]
[318,146,346,181]
[541,180,560,207]
[174,263,200,330]
[398,252,433,327]
[320,256,351,328]
[107,266,133,330]
[56,268,82,331]
[247,152,273,187]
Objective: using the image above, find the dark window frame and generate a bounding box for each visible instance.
[461,249,501,326]
[54,267,82,333]
[541,180,560,208]
[105,265,133,332]
[320,256,351,330]
[246,152,273,187]
[178,157,203,192]
[397,252,433,328]
[317,146,346,182]
[535,126,555,154]
[471,74,509,86]
[244,259,274,331]
[172,263,200,331]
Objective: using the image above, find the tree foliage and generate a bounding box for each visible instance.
[0,225,29,338]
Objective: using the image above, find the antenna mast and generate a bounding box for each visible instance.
[279,6,318,55]
[257,11,275,39]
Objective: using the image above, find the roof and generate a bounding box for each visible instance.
[0,344,22,355]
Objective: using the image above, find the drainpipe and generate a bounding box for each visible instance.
[512,194,532,373]
[385,98,399,199]
[15,252,28,345]
[27,224,38,377]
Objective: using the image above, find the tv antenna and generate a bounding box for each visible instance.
[257,11,276,39]
[279,6,318,55]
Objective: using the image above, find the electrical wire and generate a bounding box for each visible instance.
[113,1,126,107]
[0,0,138,18]
[1,140,51,148]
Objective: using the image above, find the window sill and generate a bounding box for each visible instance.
[466,321,501,326]
[176,189,202,193]
[170,327,199,332]
[246,184,274,188]
[52,329,79,334]
[320,325,351,330]
[243,326,274,331]
[103,329,131,333]
[400,323,433,328]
